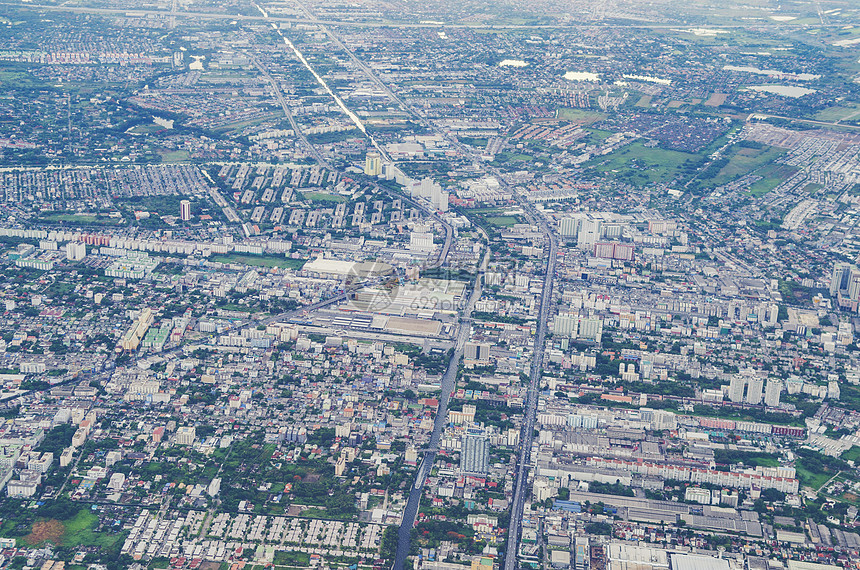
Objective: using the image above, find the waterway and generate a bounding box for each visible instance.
[749,85,817,97]
[499,59,528,67]
[563,71,599,81]
[253,2,390,157]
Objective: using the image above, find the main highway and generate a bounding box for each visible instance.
[248,53,332,169]
[271,8,562,566]
[391,249,488,570]
[502,231,557,570]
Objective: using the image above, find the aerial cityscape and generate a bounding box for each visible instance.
[0,1,860,570]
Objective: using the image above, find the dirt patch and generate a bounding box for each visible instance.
[25,519,64,546]
[704,93,727,107]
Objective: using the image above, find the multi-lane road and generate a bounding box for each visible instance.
[392,249,488,570]
[277,12,562,566]
[502,231,557,570]
[248,54,332,169]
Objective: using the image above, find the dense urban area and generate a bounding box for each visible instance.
[1,1,860,570]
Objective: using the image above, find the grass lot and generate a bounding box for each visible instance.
[835,384,860,413]
[747,162,799,196]
[843,446,860,463]
[587,142,698,186]
[697,142,798,196]
[814,104,860,122]
[126,123,165,135]
[158,150,192,163]
[710,144,787,186]
[273,550,311,567]
[0,70,42,88]
[37,214,123,226]
[211,254,306,270]
[795,465,833,491]
[485,216,519,227]
[302,192,347,203]
[62,510,123,549]
[556,108,604,123]
[216,113,284,136]
[583,128,615,144]
[459,136,488,148]
[21,509,125,550]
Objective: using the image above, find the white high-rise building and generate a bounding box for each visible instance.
[728,376,745,403]
[746,377,764,405]
[464,343,490,366]
[554,314,578,337]
[408,177,449,212]
[559,217,582,238]
[180,200,191,221]
[578,317,603,342]
[65,242,86,261]
[831,263,852,297]
[767,304,779,326]
[764,379,782,407]
[409,231,434,252]
[838,322,854,346]
[577,219,602,250]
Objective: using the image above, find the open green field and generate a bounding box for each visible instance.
[0,70,43,88]
[842,446,860,463]
[215,112,284,135]
[273,550,311,567]
[13,509,125,550]
[302,192,347,203]
[127,123,165,135]
[458,136,488,148]
[747,162,799,196]
[815,104,860,123]
[711,144,786,186]
[61,510,123,549]
[211,254,306,270]
[696,142,798,196]
[587,142,698,186]
[37,214,123,226]
[557,108,604,123]
[485,216,519,227]
[583,128,615,144]
[796,465,833,491]
[158,150,192,162]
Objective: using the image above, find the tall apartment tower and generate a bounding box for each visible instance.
[461,431,489,474]
[764,378,782,408]
[745,377,764,405]
[364,151,382,176]
[65,242,86,261]
[728,376,745,403]
[180,200,191,221]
